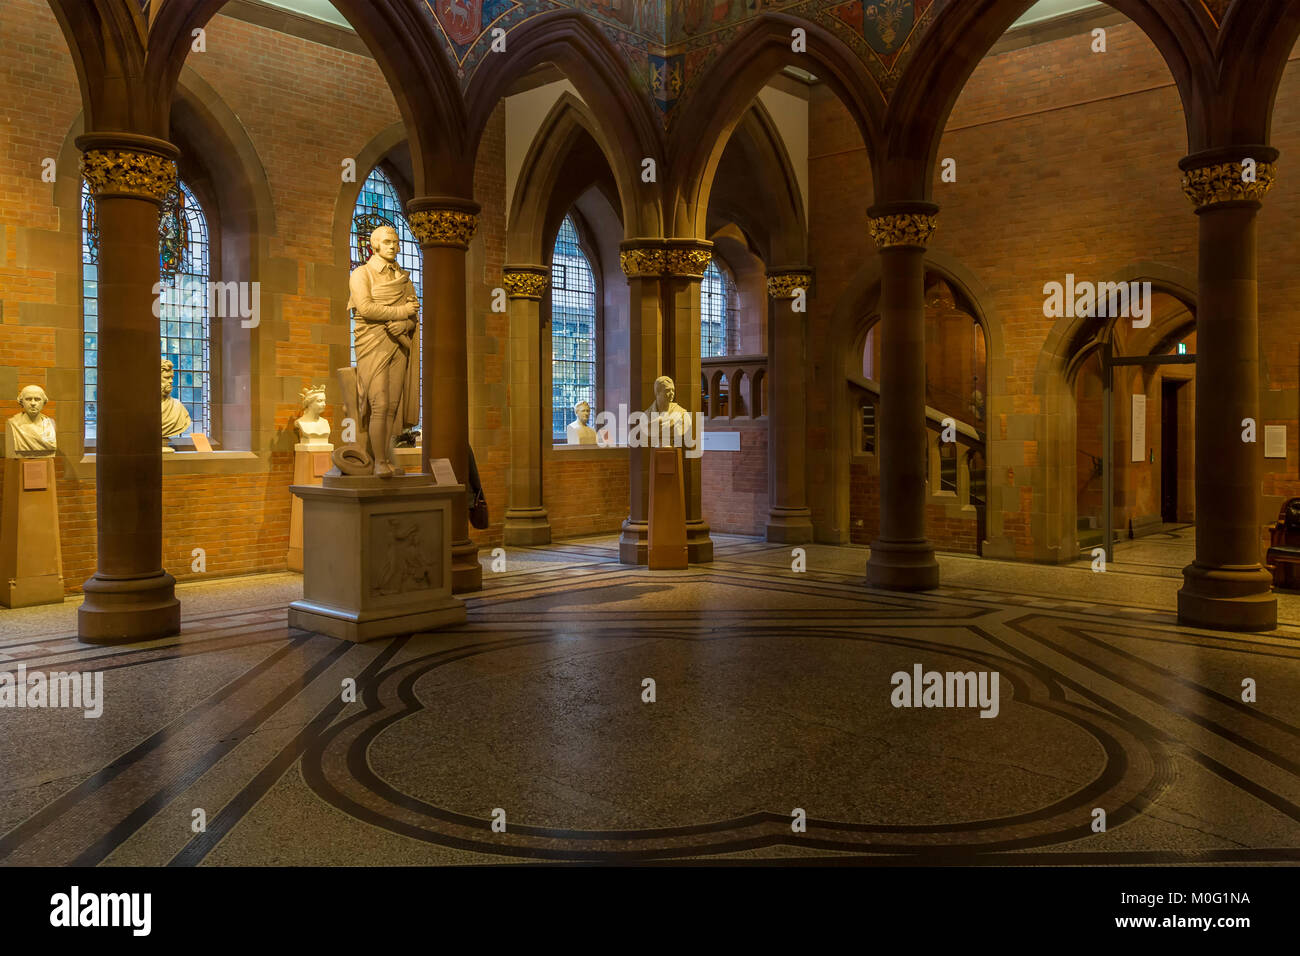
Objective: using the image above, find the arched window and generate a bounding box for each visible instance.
[550,214,597,441]
[700,259,738,357]
[82,178,211,442]
[349,165,423,426]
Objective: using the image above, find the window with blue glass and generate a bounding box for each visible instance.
[700,259,738,357]
[349,166,423,368]
[550,215,597,442]
[82,178,211,442]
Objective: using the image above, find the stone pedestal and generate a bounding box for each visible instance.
[288,443,333,573]
[648,448,687,570]
[1,456,64,607]
[288,473,466,642]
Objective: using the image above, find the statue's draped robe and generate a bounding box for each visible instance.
[161,398,191,438]
[8,413,56,454]
[348,255,420,432]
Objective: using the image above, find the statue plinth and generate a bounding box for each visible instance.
[287,473,465,642]
[287,441,334,572]
[1,456,64,607]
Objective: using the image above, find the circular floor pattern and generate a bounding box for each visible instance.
[300,629,1174,862]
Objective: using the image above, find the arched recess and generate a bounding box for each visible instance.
[820,250,1005,548]
[143,0,467,193]
[466,12,663,238]
[51,66,279,456]
[706,100,808,268]
[1032,261,1199,562]
[877,0,1213,197]
[670,13,882,240]
[506,92,628,265]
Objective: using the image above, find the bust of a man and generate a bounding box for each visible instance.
[566,401,597,445]
[161,358,192,449]
[294,384,331,447]
[645,374,689,440]
[6,385,57,458]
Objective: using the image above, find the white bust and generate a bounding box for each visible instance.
[645,375,689,439]
[294,384,332,446]
[160,358,192,450]
[6,385,57,458]
[566,401,597,445]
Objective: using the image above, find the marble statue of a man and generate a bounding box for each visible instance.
[161,358,192,449]
[6,385,57,457]
[645,374,690,442]
[348,224,419,477]
[566,400,597,445]
[294,384,331,447]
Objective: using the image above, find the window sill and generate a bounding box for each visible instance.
[547,444,630,462]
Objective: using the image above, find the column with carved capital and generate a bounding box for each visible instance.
[76,134,183,642]
[664,240,714,563]
[408,197,482,592]
[502,265,551,545]
[865,203,940,590]
[1176,149,1278,630]
[766,269,815,543]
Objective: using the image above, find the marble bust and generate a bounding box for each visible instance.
[294,384,332,447]
[160,358,192,450]
[645,375,690,441]
[6,385,57,458]
[566,401,597,445]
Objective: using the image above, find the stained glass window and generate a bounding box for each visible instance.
[350,166,423,369]
[701,259,738,357]
[82,179,211,443]
[551,214,597,442]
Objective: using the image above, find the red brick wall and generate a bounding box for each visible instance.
[701,420,768,535]
[544,454,629,539]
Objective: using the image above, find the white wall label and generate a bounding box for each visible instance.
[1131,394,1146,463]
[1264,425,1287,459]
[702,431,741,452]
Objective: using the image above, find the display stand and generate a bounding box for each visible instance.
[287,442,334,572]
[0,455,64,607]
[287,472,465,642]
[647,447,688,569]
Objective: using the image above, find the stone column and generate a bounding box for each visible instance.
[617,242,665,565]
[664,241,714,563]
[765,269,815,543]
[1176,150,1277,630]
[408,197,482,593]
[502,265,551,545]
[76,134,182,644]
[616,240,714,564]
[864,203,940,591]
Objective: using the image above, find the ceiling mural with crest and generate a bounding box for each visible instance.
[419,0,951,124]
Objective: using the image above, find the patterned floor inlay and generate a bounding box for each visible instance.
[2,534,1297,865]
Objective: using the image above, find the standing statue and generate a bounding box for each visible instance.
[566,400,597,445]
[160,358,192,450]
[336,224,420,478]
[6,385,57,457]
[294,384,332,447]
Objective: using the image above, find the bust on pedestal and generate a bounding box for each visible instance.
[288,384,334,572]
[2,385,64,607]
[160,358,192,452]
[566,401,597,445]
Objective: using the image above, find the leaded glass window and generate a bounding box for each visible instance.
[551,215,596,441]
[701,259,738,357]
[82,178,211,442]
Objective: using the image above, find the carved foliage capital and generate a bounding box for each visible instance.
[767,272,813,299]
[619,244,712,279]
[409,208,480,248]
[80,149,177,202]
[503,269,549,300]
[1180,160,1276,209]
[619,248,666,278]
[867,213,938,249]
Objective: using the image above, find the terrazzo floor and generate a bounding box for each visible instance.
[2,530,1297,865]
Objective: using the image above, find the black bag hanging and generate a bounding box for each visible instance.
[467,445,489,530]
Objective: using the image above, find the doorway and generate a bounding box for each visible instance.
[1161,379,1180,522]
